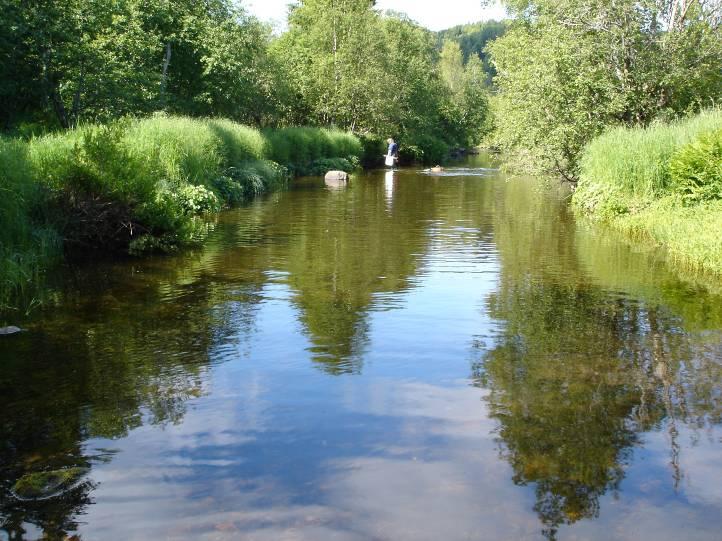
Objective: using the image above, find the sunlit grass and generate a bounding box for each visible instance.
[573,109,722,275]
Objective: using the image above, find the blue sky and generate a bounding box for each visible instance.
[245,0,507,32]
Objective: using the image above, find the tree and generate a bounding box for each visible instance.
[0,0,286,129]
[487,0,722,180]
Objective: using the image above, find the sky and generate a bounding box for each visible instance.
[244,0,508,32]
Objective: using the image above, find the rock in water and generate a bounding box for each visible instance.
[12,468,89,500]
[325,170,348,181]
[0,326,22,336]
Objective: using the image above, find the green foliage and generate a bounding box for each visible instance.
[305,157,357,176]
[271,4,486,157]
[0,0,284,129]
[668,128,722,204]
[357,133,387,167]
[264,127,362,172]
[0,138,60,314]
[575,109,722,215]
[489,0,722,179]
[436,20,507,84]
[401,135,450,165]
[574,109,722,275]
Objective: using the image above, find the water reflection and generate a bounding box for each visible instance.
[473,177,722,539]
[384,170,394,208]
[1,156,721,540]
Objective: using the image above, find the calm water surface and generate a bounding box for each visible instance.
[2,156,722,540]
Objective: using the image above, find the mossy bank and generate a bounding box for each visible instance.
[573,109,722,276]
[0,115,362,315]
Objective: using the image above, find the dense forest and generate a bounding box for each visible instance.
[0,0,493,155]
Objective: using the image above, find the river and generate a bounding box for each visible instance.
[1,154,721,540]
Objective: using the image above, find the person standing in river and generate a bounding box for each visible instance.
[385,138,399,167]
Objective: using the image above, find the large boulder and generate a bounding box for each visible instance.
[324,170,349,181]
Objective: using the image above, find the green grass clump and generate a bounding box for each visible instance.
[575,109,722,214]
[264,127,362,172]
[0,138,60,314]
[400,134,450,165]
[573,109,722,275]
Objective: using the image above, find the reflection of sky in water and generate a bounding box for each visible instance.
[79,236,720,540]
[82,374,722,540]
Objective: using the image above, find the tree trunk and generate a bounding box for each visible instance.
[160,41,172,107]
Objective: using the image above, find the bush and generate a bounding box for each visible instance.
[358,133,387,167]
[573,109,722,276]
[264,127,362,171]
[304,157,357,176]
[400,134,449,165]
[668,128,722,204]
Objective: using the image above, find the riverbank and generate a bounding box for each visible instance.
[572,109,722,275]
[0,115,363,315]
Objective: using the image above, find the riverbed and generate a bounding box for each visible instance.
[2,155,721,540]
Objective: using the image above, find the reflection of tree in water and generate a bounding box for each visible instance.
[0,249,264,539]
[475,178,722,539]
[258,177,442,374]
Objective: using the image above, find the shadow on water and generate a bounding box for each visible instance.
[1,154,721,540]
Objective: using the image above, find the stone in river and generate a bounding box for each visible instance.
[324,170,349,181]
[12,468,89,500]
[0,326,22,336]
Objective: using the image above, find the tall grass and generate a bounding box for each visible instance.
[575,109,722,214]
[264,127,362,173]
[573,109,722,275]
[0,116,362,315]
[0,138,60,315]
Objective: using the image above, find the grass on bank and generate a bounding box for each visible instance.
[573,109,722,275]
[0,115,363,314]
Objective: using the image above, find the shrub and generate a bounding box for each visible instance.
[0,116,359,314]
[358,133,386,167]
[668,128,722,204]
[264,127,362,170]
[575,109,722,215]
[304,157,356,176]
[401,134,449,165]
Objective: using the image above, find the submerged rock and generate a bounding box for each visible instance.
[0,326,22,336]
[324,170,349,181]
[12,468,88,500]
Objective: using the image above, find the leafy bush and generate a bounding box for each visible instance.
[264,127,362,170]
[401,134,449,165]
[668,128,722,204]
[574,109,722,276]
[0,116,359,314]
[358,133,386,167]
